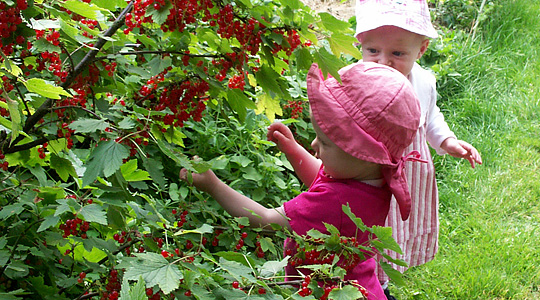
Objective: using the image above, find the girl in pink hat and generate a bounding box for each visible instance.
[181,62,425,300]
[354,0,483,297]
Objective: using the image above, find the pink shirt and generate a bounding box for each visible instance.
[283,167,391,300]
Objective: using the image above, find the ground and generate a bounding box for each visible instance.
[302,0,356,21]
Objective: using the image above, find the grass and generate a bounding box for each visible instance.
[390,0,540,299]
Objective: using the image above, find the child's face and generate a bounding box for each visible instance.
[360,25,429,77]
[311,119,381,180]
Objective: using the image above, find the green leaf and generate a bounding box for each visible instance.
[120,277,147,300]
[259,257,288,277]
[371,225,402,254]
[82,140,129,186]
[174,223,213,236]
[68,118,109,133]
[225,89,257,122]
[24,78,71,99]
[62,0,99,19]
[380,262,406,286]
[318,12,352,33]
[124,253,183,294]
[0,203,25,220]
[255,93,283,122]
[254,65,284,97]
[342,204,368,231]
[217,257,257,283]
[146,1,172,25]
[29,18,61,30]
[294,47,314,71]
[50,154,77,181]
[37,215,60,232]
[327,33,363,60]
[327,284,363,300]
[312,47,345,83]
[242,167,263,181]
[79,204,107,225]
[6,97,21,143]
[121,159,150,182]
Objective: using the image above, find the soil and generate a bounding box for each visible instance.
[301,0,356,21]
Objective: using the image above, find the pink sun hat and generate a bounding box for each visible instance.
[307,62,425,221]
[355,0,438,40]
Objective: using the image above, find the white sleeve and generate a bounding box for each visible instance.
[412,64,456,155]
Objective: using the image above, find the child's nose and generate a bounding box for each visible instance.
[379,55,392,67]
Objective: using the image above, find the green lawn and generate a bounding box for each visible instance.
[392,0,540,299]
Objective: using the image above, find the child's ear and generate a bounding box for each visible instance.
[417,38,430,59]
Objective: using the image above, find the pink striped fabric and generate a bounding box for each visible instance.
[376,122,439,282]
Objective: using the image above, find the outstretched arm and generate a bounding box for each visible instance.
[179,168,291,230]
[267,122,321,186]
[440,137,483,168]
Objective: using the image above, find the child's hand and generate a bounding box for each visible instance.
[440,137,483,168]
[267,122,298,154]
[179,167,219,193]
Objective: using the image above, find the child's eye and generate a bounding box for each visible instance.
[366,48,378,54]
[392,51,404,57]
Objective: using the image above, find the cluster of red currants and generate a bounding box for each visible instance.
[0,0,27,56]
[153,79,208,128]
[59,216,91,239]
[172,208,189,228]
[161,0,215,33]
[283,100,306,119]
[0,152,8,171]
[37,143,48,159]
[100,269,121,300]
[36,50,68,83]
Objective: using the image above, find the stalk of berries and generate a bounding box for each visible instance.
[0,0,28,57]
[59,216,91,239]
[101,269,121,300]
[283,100,306,119]
[0,151,8,171]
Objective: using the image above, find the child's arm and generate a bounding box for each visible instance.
[266,122,321,186]
[179,168,291,230]
[440,137,482,168]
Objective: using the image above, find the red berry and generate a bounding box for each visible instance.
[161,250,170,258]
[232,281,239,289]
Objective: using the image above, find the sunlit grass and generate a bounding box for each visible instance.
[390,0,540,299]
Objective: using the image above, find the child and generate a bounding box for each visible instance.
[354,0,483,295]
[180,62,424,300]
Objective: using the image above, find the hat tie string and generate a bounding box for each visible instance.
[395,150,428,177]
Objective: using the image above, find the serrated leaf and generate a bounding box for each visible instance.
[24,78,71,99]
[82,140,129,186]
[294,47,314,71]
[120,277,147,300]
[1,59,22,76]
[50,154,77,181]
[312,48,345,83]
[124,253,183,294]
[79,204,107,225]
[380,262,405,286]
[318,12,352,33]
[174,223,213,236]
[29,18,61,30]
[328,33,363,60]
[255,93,282,122]
[342,204,368,231]
[259,257,288,277]
[242,167,263,181]
[226,89,256,122]
[62,0,98,19]
[371,225,402,254]
[69,118,109,133]
[6,97,21,143]
[120,159,150,182]
[118,117,136,129]
[0,203,24,220]
[254,65,284,97]
[146,2,172,25]
[327,284,363,300]
[37,215,60,232]
[217,257,257,283]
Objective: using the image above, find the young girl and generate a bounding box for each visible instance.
[354,0,483,295]
[180,62,424,300]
